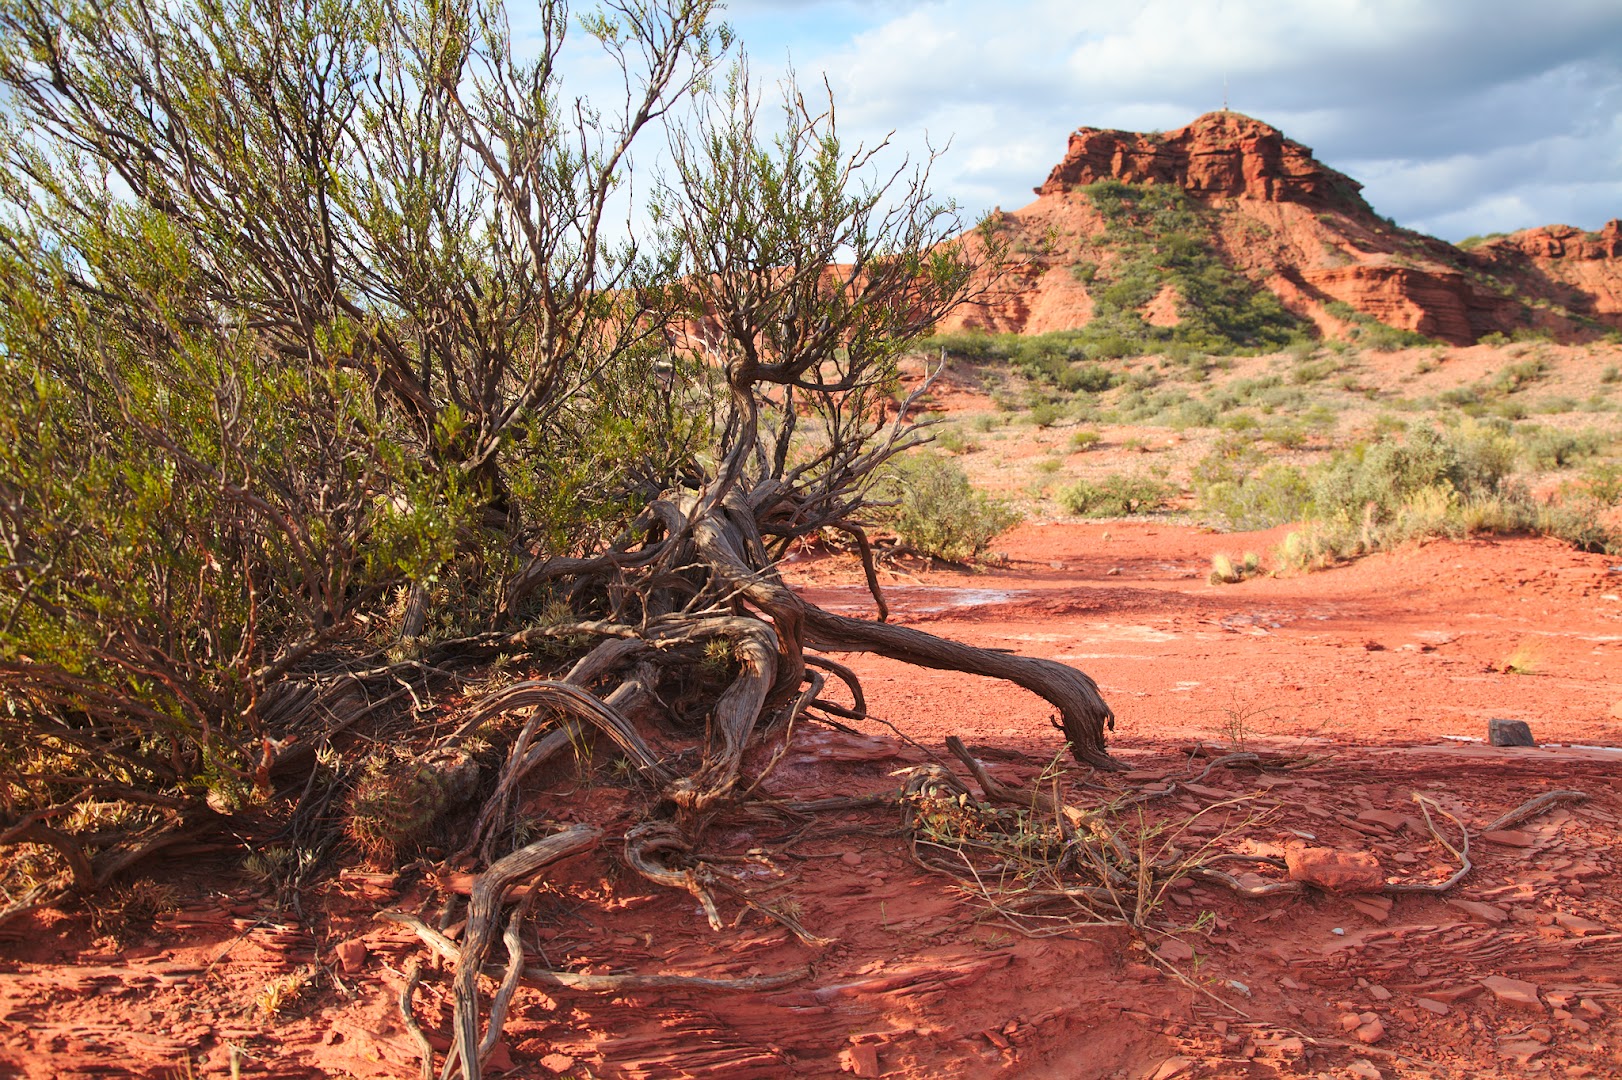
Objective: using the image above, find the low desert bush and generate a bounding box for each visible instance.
[1269,421,1619,567]
[1058,473,1174,517]
[1208,551,1261,585]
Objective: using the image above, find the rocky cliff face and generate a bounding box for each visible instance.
[944,112,1621,347]
[1470,222,1622,324]
[1037,111,1367,210]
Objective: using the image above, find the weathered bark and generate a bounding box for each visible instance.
[803,607,1119,769]
[446,825,601,1080]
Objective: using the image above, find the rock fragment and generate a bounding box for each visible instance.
[1481,975,1543,1009]
[1284,843,1384,893]
[1448,899,1509,924]
[841,1043,880,1077]
[1354,1017,1385,1044]
[334,938,367,975]
[1487,718,1535,746]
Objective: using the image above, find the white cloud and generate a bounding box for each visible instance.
[720,0,1622,240]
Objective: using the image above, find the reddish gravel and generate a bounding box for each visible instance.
[3,523,1621,1079]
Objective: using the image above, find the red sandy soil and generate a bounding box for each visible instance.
[3,525,1622,1079]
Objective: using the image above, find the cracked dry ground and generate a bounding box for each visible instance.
[2,522,1620,1079]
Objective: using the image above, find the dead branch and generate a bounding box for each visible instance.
[1483,789,1587,832]
[1189,867,1305,899]
[622,821,723,931]
[444,825,601,1080]
[399,960,434,1080]
[808,610,1118,769]
[1188,752,1261,783]
[1383,794,1472,895]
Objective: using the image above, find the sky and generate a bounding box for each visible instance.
[698,0,1622,242]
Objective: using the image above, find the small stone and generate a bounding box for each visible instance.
[1448,899,1509,924]
[840,851,863,866]
[842,1042,880,1077]
[1354,1018,1385,1044]
[1280,976,1307,991]
[1487,718,1535,746]
[1347,1061,1383,1080]
[1155,939,1195,963]
[1285,843,1385,893]
[1277,1037,1304,1055]
[334,939,367,975]
[1415,998,1449,1016]
[1480,829,1536,847]
[1339,1012,1364,1032]
[1524,1025,1553,1044]
[1368,984,1392,1002]
[539,1054,575,1075]
[1428,985,1483,1004]
[1481,975,1543,1009]
[1577,998,1604,1018]
[1564,1016,1592,1033]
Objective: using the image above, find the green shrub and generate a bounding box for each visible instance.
[1491,358,1548,394]
[1291,357,1339,384]
[1513,424,1604,471]
[1538,500,1620,554]
[933,426,979,454]
[1058,473,1173,517]
[1028,402,1066,428]
[1574,462,1622,504]
[1199,464,1313,530]
[881,454,1021,560]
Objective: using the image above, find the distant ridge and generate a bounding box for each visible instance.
[944,111,1621,346]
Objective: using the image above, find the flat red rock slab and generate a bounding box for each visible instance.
[1284,843,1385,893]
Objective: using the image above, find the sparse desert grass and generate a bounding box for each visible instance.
[895,339,1621,550]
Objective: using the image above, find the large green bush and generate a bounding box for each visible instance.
[879,455,1021,561]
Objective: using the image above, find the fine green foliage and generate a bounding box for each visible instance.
[1077,180,1306,356]
[0,0,989,902]
[1191,435,1312,530]
[879,455,1021,561]
[1321,301,1433,350]
[0,0,720,822]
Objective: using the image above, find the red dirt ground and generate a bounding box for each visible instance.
[3,524,1621,1079]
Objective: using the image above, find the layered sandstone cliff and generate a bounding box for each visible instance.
[943,112,1621,347]
[1036,111,1366,210]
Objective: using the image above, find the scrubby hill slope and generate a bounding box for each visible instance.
[945,111,1621,347]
